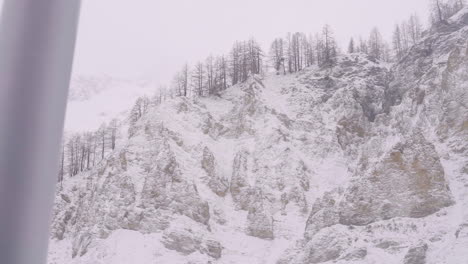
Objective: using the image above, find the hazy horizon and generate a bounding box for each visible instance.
[71,0,430,85]
[0,0,430,85]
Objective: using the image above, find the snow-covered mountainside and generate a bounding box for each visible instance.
[65,76,156,132]
[49,9,468,264]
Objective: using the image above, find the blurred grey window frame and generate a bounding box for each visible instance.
[0,1,81,264]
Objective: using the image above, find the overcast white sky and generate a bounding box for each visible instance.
[2,0,430,84]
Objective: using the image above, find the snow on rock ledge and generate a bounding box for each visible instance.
[48,9,468,263]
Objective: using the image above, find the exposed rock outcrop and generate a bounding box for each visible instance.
[339,132,453,226]
[48,8,468,264]
[403,243,428,264]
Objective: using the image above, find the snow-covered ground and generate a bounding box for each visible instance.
[49,8,468,264]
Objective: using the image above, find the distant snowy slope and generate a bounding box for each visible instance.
[65,76,157,132]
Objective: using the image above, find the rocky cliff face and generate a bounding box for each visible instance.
[48,8,468,264]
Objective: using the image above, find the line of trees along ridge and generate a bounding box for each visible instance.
[58,0,466,184]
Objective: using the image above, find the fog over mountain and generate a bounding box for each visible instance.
[48,1,468,264]
[72,0,428,83]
